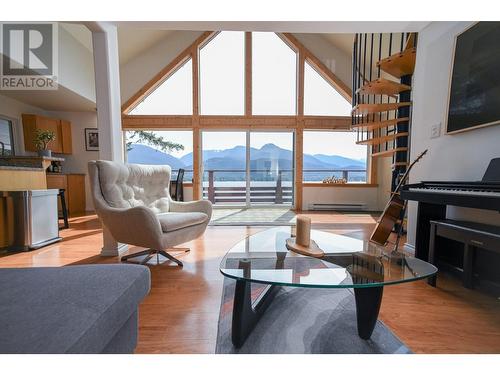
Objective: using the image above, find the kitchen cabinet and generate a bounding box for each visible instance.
[22,114,73,154]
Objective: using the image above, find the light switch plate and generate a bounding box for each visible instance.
[430,122,441,138]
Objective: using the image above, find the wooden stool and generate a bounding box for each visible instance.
[58,189,69,230]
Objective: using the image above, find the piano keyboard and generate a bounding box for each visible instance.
[409,187,500,197]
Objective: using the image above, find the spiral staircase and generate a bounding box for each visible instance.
[351,32,417,190]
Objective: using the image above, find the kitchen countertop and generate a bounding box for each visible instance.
[0,155,65,162]
[0,155,65,170]
[0,165,44,171]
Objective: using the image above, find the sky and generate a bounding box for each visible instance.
[127,31,365,160]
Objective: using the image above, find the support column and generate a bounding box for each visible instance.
[294,51,305,212]
[89,22,128,256]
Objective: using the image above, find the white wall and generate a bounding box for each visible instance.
[407,21,500,246]
[376,156,392,210]
[303,186,379,211]
[46,111,98,211]
[58,25,96,103]
[120,31,203,106]
[291,33,352,90]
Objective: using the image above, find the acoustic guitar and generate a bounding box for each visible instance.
[370,149,428,246]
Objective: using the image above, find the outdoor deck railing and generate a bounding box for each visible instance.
[172,168,366,205]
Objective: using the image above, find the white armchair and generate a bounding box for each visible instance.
[88,160,212,266]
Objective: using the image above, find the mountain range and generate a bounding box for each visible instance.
[127,143,366,171]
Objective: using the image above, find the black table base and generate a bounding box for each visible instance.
[231,280,280,348]
[354,286,384,339]
[231,279,384,347]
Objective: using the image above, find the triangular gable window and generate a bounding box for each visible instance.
[252,32,297,115]
[200,31,245,115]
[304,60,351,116]
[129,58,193,115]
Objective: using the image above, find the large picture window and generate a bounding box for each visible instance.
[304,61,351,116]
[125,130,193,182]
[303,131,367,183]
[252,32,297,115]
[129,59,193,115]
[199,31,245,115]
[122,31,367,205]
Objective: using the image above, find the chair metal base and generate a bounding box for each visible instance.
[121,248,190,266]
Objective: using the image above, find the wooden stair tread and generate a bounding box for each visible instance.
[356,78,411,95]
[352,117,409,131]
[377,47,416,78]
[371,147,408,158]
[352,102,411,115]
[356,132,408,146]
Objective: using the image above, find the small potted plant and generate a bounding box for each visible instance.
[34,129,56,157]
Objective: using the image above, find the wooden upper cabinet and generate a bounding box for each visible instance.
[59,119,73,154]
[22,114,73,154]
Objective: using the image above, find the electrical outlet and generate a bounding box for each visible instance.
[430,122,441,138]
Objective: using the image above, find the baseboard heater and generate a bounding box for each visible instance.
[309,203,367,211]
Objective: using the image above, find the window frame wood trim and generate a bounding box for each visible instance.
[245,32,252,117]
[121,115,352,130]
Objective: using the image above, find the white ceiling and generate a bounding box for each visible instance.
[0,85,96,112]
[322,33,355,56]
[61,23,92,52]
[81,21,429,66]
[113,21,430,33]
[112,21,429,64]
[117,29,174,65]
[60,23,176,65]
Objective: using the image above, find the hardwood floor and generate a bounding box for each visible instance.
[1,212,499,354]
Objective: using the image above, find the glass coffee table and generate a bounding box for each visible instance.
[220,227,437,348]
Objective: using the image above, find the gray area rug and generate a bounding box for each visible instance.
[216,278,411,354]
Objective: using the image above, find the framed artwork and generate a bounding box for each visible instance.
[446,22,500,134]
[85,128,99,151]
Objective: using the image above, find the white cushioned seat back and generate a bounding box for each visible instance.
[96,160,171,213]
[127,164,171,213]
[96,160,132,208]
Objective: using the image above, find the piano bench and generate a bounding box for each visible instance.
[428,220,500,289]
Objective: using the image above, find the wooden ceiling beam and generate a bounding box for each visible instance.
[122,115,352,130]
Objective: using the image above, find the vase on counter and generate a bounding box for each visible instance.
[38,149,52,157]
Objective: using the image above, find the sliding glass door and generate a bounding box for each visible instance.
[249,132,294,206]
[202,131,247,206]
[202,130,294,207]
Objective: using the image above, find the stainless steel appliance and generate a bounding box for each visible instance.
[0,189,61,251]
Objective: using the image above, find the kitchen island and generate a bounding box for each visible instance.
[0,156,64,190]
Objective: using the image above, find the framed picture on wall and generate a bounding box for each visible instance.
[85,128,99,151]
[446,22,500,134]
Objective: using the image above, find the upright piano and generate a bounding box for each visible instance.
[401,158,500,261]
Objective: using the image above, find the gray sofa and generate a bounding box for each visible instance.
[0,264,150,353]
